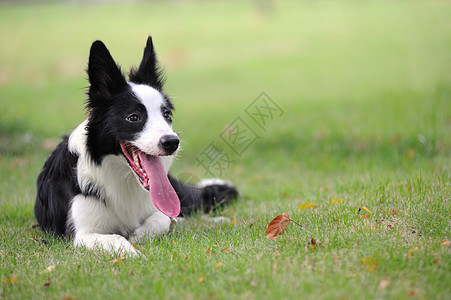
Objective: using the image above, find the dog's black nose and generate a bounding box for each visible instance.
[159,135,179,155]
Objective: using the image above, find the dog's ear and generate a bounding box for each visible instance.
[129,36,165,90]
[87,40,128,101]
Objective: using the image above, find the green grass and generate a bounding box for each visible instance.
[1,0,450,299]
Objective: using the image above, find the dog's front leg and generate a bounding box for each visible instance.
[70,195,141,257]
[129,211,171,243]
[74,233,141,257]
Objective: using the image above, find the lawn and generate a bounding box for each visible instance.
[0,0,450,299]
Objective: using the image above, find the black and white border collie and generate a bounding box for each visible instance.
[35,36,238,257]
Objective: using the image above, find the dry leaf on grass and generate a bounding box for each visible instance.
[299,203,316,211]
[361,257,379,272]
[214,262,223,270]
[111,251,125,265]
[2,275,18,285]
[331,198,344,204]
[265,212,290,240]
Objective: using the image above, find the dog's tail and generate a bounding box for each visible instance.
[168,175,238,216]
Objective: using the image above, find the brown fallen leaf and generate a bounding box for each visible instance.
[44,278,51,288]
[308,238,317,250]
[265,212,290,240]
[406,288,419,296]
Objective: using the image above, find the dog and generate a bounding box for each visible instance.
[34,36,238,257]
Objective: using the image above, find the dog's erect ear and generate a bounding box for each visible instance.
[129,36,165,90]
[87,40,128,101]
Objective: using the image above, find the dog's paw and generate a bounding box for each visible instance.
[74,233,142,258]
[108,235,142,258]
[129,212,171,243]
[197,178,238,212]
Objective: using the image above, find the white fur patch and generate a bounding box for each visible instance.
[129,83,179,156]
[197,178,235,189]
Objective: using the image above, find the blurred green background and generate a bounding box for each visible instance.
[0,0,450,203]
[1,1,450,298]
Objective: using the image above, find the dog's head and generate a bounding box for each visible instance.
[85,37,180,217]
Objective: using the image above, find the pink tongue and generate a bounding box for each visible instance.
[138,153,180,218]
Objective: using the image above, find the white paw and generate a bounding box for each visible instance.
[74,233,141,258]
[108,235,141,257]
[129,212,171,243]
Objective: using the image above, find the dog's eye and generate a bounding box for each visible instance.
[163,110,172,122]
[126,114,141,122]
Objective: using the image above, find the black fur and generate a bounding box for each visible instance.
[129,36,166,91]
[169,175,239,215]
[35,137,79,236]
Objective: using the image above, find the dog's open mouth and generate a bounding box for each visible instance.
[120,142,180,218]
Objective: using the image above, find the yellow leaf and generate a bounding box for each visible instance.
[299,203,316,211]
[131,243,137,249]
[214,262,223,270]
[362,206,371,214]
[331,198,344,204]
[198,277,204,283]
[2,275,18,285]
[232,220,238,226]
[361,257,379,271]
[440,240,451,247]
